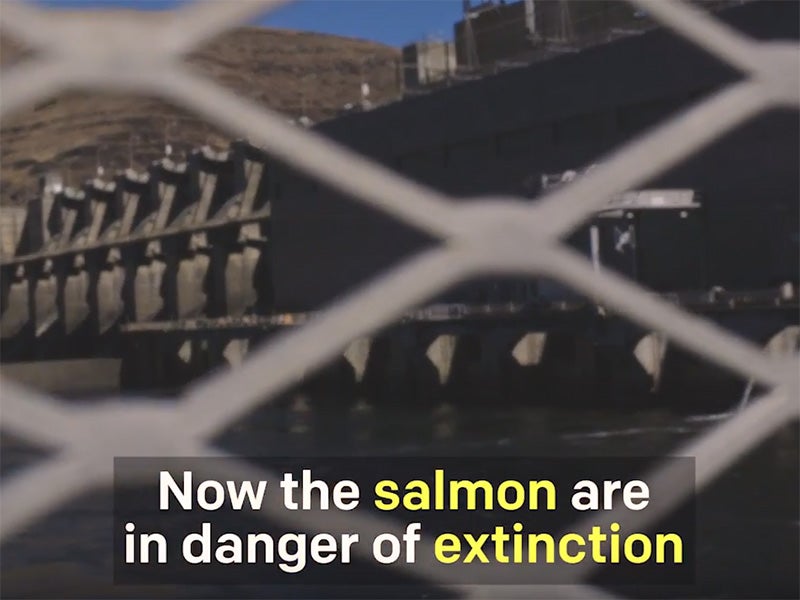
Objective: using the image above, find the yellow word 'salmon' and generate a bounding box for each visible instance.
[374,470,556,511]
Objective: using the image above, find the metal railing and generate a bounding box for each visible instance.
[0,0,798,597]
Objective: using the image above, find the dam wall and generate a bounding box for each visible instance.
[269,0,799,312]
[0,2,796,407]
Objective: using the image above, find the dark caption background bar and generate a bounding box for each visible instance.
[113,456,695,587]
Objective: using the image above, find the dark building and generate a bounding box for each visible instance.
[268,1,799,312]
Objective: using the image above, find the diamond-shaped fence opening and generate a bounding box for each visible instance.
[0,1,798,598]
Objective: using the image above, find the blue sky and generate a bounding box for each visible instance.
[31,0,465,47]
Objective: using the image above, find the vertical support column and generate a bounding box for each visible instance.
[474,328,515,401]
[0,264,29,341]
[119,168,152,325]
[128,158,190,324]
[80,178,118,336]
[369,325,416,403]
[0,205,30,343]
[35,186,86,339]
[17,185,59,345]
[62,179,117,337]
[176,145,234,319]
[218,141,271,318]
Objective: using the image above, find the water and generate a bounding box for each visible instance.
[1,397,797,599]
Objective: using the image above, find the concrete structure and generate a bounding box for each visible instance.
[0,206,27,261]
[0,141,272,364]
[453,1,650,70]
[0,1,796,410]
[452,1,754,71]
[271,0,798,312]
[1,151,795,410]
[401,40,456,89]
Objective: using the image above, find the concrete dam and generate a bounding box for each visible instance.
[1,0,797,410]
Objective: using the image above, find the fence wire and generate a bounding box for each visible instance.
[0,0,798,598]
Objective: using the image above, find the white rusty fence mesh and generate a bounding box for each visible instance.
[0,0,798,597]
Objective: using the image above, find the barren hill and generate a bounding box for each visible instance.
[1,25,402,203]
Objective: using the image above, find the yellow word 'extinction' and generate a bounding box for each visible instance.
[434,523,683,565]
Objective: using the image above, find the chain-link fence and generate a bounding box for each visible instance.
[0,0,798,598]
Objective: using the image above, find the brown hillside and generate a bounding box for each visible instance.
[0,25,402,203]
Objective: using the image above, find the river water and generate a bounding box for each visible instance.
[1,393,797,599]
